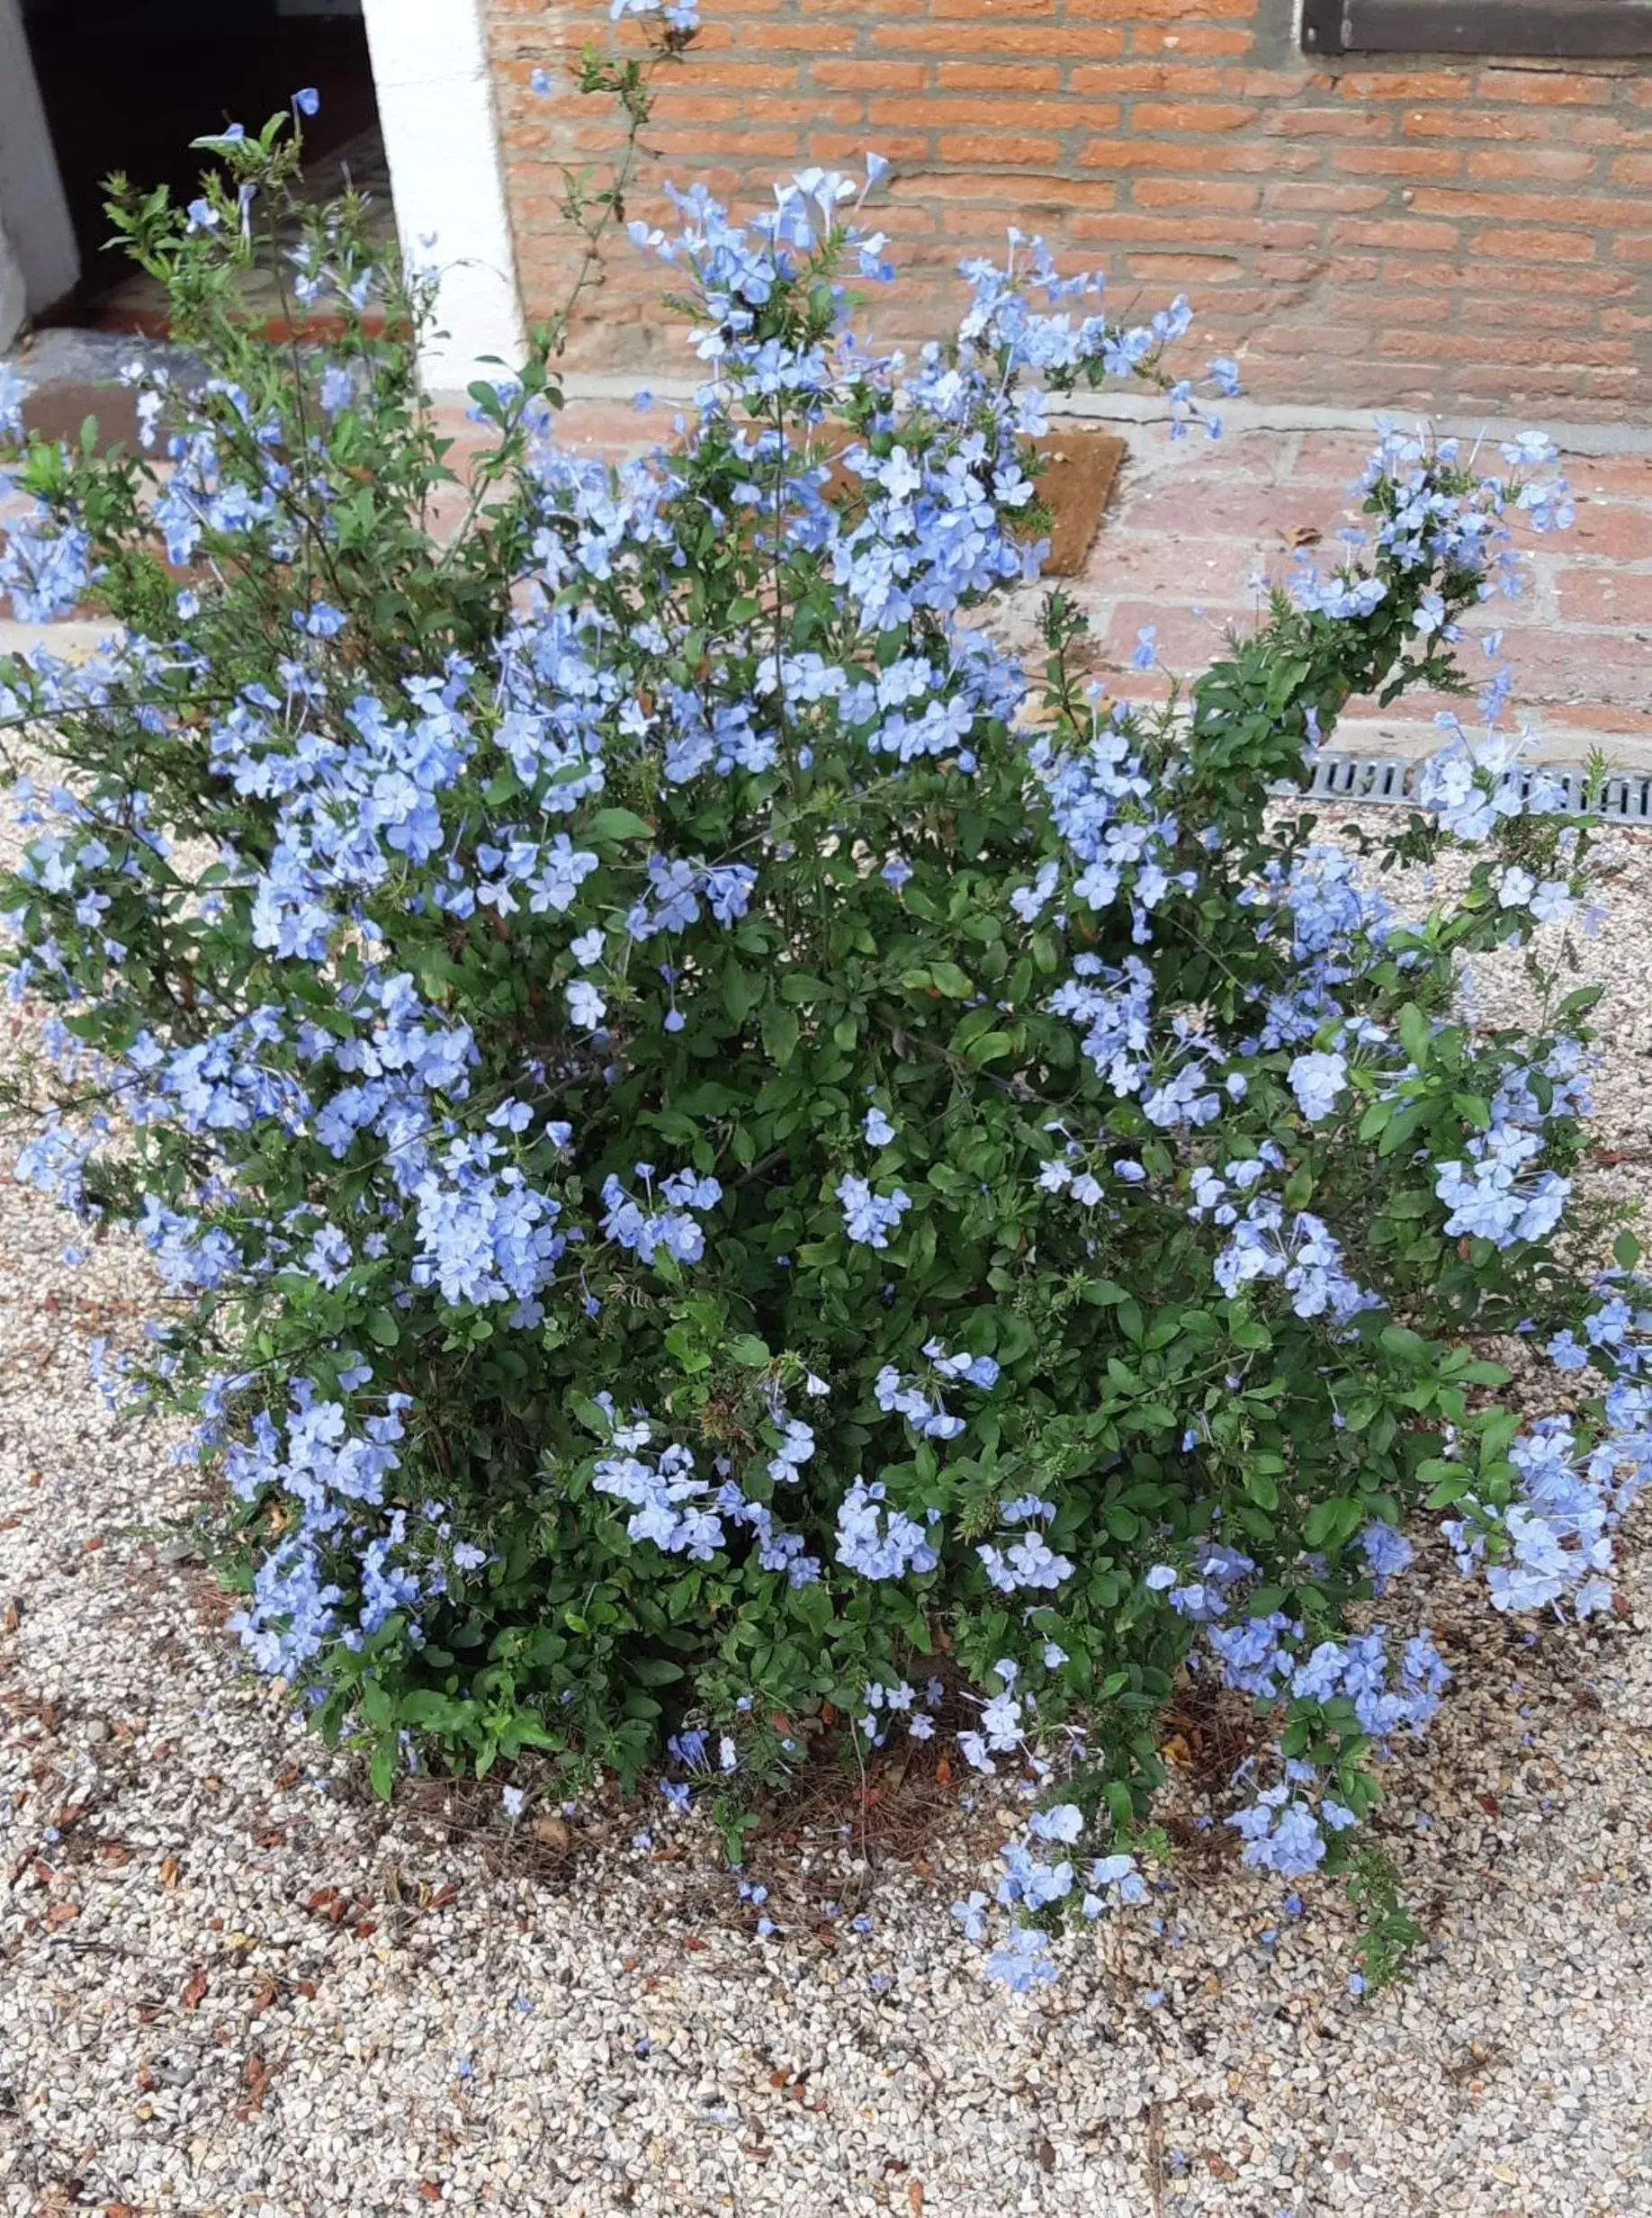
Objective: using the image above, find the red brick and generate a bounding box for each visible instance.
[1243,322,1382,361]
[1116,480,1356,541]
[1401,107,1548,141]
[928,0,1060,14]
[1554,568,1652,624]
[1068,0,1255,16]
[870,23,1125,57]
[813,60,927,91]
[691,19,863,50]
[934,62,1061,92]
[1378,328,1631,367]
[1335,68,1474,101]
[1122,251,1250,281]
[1132,176,1261,210]
[810,130,931,163]
[1102,599,1253,671]
[1568,114,1652,148]
[652,92,856,124]
[1291,433,1394,482]
[1476,66,1613,103]
[1454,623,1650,702]
[1330,218,1460,250]
[492,0,1652,422]
[648,126,806,158]
[1567,506,1652,560]
[1133,25,1253,54]
[919,171,1118,207]
[1469,226,1599,261]
[1070,63,1226,94]
[1267,181,1387,212]
[1409,187,1623,225]
[1078,139,1317,174]
[1129,101,1258,133]
[935,132,1065,165]
[1066,212,1320,249]
[865,94,1070,128]
[1560,456,1652,498]
[1331,145,1463,178]
[1468,293,1616,332]
[1223,67,1317,98]
[1073,531,1270,601]
[1269,107,1394,139]
[1322,250,1380,279]
[1465,147,1602,183]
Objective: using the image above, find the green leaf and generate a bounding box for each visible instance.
[1425,1474,1473,1508]
[929,961,974,999]
[721,960,760,1025]
[727,1333,770,1367]
[1378,1325,1430,1367]
[398,1690,469,1732]
[1303,1497,1362,1550]
[369,1738,397,1800]
[761,1001,800,1069]
[584,806,654,843]
[1397,1002,1432,1072]
[366,1307,400,1349]
[569,1391,613,1438]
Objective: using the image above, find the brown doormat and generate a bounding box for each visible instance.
[812,422,1124,578]
[20,382,141,455]
[1030,427,1126,577]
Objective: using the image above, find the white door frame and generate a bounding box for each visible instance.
[359,0,527,393]
[0,0,79,345]
[0,0,525,383]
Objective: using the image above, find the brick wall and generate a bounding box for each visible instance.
[482,0,1652,419]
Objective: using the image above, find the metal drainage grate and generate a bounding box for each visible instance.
[1288,752,1652,822]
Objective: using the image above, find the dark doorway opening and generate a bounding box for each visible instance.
[20,0,391,332]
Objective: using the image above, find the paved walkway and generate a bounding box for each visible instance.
[428,398,1652,772]
[5,393,1649,771]
[1064,419,1652,768]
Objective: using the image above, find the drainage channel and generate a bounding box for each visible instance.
[1289,752,1652,822]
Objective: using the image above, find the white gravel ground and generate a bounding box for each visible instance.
[3,822,1652,2218]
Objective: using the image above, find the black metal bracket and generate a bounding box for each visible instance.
[1302,0,1652,57]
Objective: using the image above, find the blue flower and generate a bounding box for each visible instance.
[837,1173,911,1250]
[1288,1048,1348,1123]
[985,1926,1057,1992]
[566,980,606,1029]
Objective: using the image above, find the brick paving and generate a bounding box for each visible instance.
[1062,419,1652,765]
[534,400,1652,768]
[4,397,1649,769]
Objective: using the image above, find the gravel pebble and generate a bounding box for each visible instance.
[2,817,1651,2217]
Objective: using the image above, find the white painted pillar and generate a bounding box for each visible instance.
[0,220,25,354]
[0,0,79,332]
[358,0,527,393]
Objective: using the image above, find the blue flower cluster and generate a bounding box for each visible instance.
[0,66,1624,2002]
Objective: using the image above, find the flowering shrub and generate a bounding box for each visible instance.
[1,26,1647,1987]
